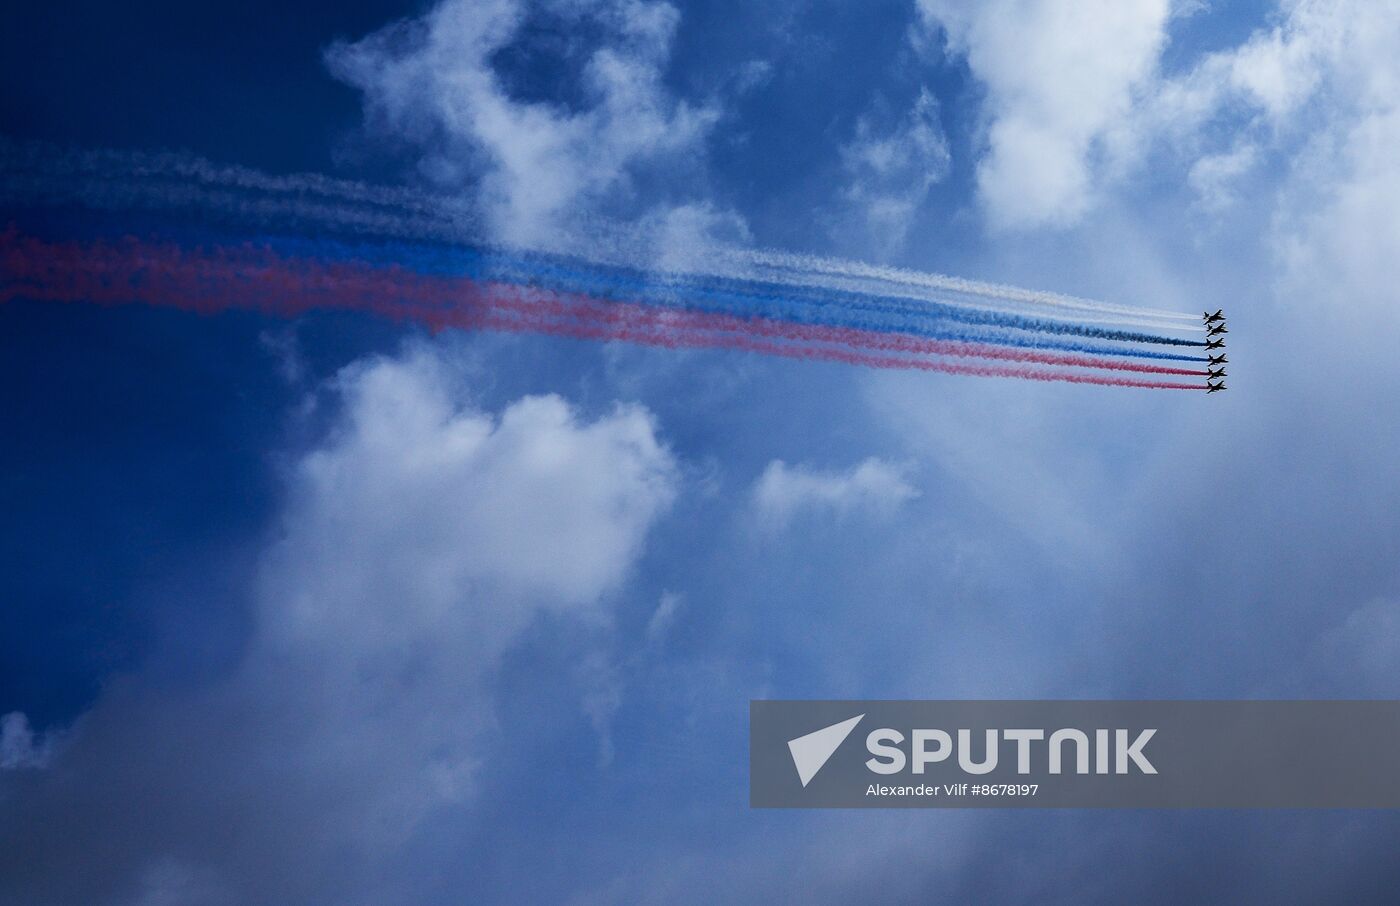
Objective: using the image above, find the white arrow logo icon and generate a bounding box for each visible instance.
[787,714,864,787]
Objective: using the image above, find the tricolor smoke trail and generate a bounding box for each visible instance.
[0,145,1217,390]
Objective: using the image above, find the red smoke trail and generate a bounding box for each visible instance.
[1,230,1203,389]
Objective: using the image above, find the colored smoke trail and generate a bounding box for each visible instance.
[0,230,1204,390]
[472,307,1204,390]
[273,234,1207,349]
[155,231,1208,363]
[1,142,1214,339]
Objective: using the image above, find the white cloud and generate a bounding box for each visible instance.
[917,0,1174,229]
[1114,2,1400,325]
[119,860,234,906]
[0,712,51,770]
[918,0,1400,240]
[1100,1,1359,172]
[646,591,684,646]
[0,345,680,900]
[249,349,679,832]
[327,0,718,244]
[1098,2,1400,329]
[632,200,753,273]
[732,59,774,95]
[1186,142,1258,212]
[837,87,951,254]
[268,351,676,635]
[257,325,305,384]
[1274,106,1400,330]
[751,458,918,527]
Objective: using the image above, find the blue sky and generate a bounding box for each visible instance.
[4,1,1400,903]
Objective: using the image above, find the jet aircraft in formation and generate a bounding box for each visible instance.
[1203,310,1228,391]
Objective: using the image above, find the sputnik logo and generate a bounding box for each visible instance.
[787,714,864,787]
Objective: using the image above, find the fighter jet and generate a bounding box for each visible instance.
[1205,338,1226,350]
[1208,367,1227,380]
[1206,381,1227,393]
[1208,354,1228,366]
[1207,323,1229,337]
[1204,309,1225,323]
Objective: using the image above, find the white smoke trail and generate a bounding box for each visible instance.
[697,251,1205,334]
[743,248,1200,319]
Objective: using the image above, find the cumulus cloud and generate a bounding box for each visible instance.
[1101,1,1373,171]
[0,347,679,903]
[270,351,676,627]
[836,87,951,254]
[751,457,918,527]
[1118,2,1400,324]
[327,0,718,244]
[917,0,1174,229]
[1095,1,1400,328]
[920,0,1400,232]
